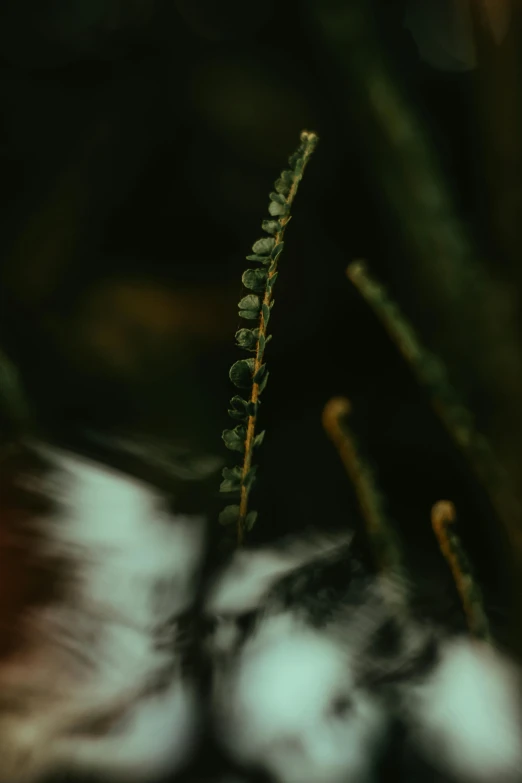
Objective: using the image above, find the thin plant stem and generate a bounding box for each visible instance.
[237,132,318,543]
[322,396,407,585]
[432,500,492,643]
[220,131,318,545]
[346,260,518,561]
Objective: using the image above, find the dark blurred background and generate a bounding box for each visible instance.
[0,0,516,638]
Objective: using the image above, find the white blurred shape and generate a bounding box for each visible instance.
[216,613,386,783]
[409,638,522,781]
[0,444,204,781]
[55,676,199,781]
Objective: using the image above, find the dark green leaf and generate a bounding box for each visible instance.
[254,430,265,448]
[268,200,287,217]
[242,268,267,292]
[274,177,290,196]
[238,294,261,312]
[271,243,284,262]
[258,333,266,353]
[220,481,239,494]
[262,219,280,235]
[252,237,275,255]
[267,272,278,292]
[288,152,300,168]
[239,310,259,320]
[253,364,267,384]
[228,400,256,420]
[222,426,246,453]
[229,395,249,412]
[220,466,243,494]
[294,157,304,176]
[220,475,240,493]
[274,170,293,194]
[222,465,243,481]
[235,328,258,350]
[245,510,258,531]
[258,370,269,393]
[229,358,255,388]
[229,395,258,417]
[219,505,240,526]
[228,409,247,422]
[246,254,272,264]
[269,192,286,205]
[261,302,273,325]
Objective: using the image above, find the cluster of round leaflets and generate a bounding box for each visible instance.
[219,130,318,545]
